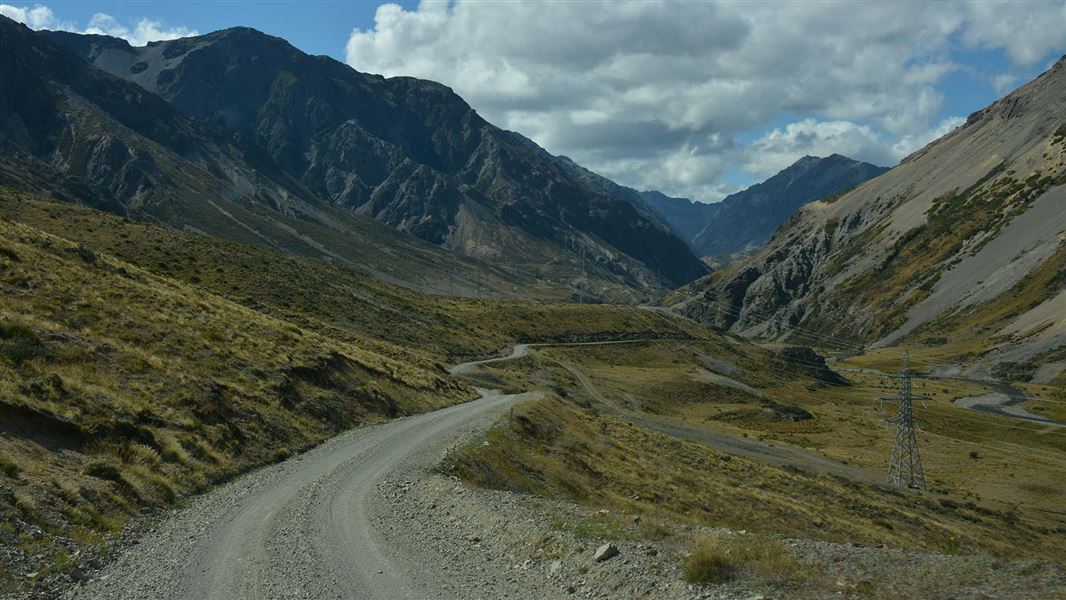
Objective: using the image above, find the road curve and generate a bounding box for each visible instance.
[950,378,1064,427]
[448,338,699,376]
[67,391,519,600]
[69,338,875,600]
[841,367,1064,427]
[468,341,881,484]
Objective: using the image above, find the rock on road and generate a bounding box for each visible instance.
[66,391,519,600]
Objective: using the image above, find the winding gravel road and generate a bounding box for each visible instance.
[67,390,519,600]
[62,339,872,599]
[950,379,1064,427]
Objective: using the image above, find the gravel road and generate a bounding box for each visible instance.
[65,390,520,600]
[841,367,1064,427]
[532,344,880,484]
[951,379,1064,427]
[51,344,1064,599]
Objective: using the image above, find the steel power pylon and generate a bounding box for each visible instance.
[881,351,928,490]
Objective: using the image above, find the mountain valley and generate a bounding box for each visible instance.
[0,7,1063,600]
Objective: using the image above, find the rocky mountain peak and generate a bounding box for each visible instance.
[14,20,707,288]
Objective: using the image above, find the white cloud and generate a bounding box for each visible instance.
[961,0,1066,65]
[83,13,196,46]
[744,120,895,178]
[891,116,967,160]
[0,3,57,28]
[990,73,1021,94]
[1,3,196,46]
[346,0,1065,200]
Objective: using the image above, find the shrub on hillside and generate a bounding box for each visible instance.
[0,322,52,366]
[683,543,734,584]
[683,533,802,586]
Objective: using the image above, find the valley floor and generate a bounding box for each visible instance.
[21,342,1065,600]
[30,387,1065,600]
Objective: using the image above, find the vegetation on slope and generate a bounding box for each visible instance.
[0,191,709,365]
[0,214,473,588]
[0,188,711,592]
[678,65,1066,382]
[447,342,1066,565]
[810,160,1066,342]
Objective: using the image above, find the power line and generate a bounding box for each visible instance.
[882,351,928,489]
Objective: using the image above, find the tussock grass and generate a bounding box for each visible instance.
[0,454,20,479]
[0,202,472,585]
[684,533,802,586]
[0,188,713,593]
[448,356,1065,563]
[683,544,733,584]
[0,192,709,365]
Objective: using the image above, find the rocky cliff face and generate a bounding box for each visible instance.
[44,27,707,287]
[1,16,574,299]
[678,57,1066,381]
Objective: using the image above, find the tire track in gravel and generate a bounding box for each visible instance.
[67,338,868,600]
[67,391,518,600]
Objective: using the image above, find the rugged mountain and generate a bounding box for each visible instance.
[44,26,707,287]
[676,57,1066,382]
[0,15,560,300]
[638,190,719,244]
[689,155,889,257]
[621,155,887,262]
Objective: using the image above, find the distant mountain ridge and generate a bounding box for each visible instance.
[690,154,889,256]
[638,190,718,243]
[678,56,1066,382]
[638,155,889,259]
[40,25,707,287]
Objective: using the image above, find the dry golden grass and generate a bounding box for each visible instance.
[683,533,802,586]
[0,188,714,593]
[0,213,470,587]
[0,191,710,365]
[448,342,1066,563]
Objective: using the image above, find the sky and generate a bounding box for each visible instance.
[2,1,1064,202]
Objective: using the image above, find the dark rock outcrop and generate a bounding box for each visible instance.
[43,25,707,286]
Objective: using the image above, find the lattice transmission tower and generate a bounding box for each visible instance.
[881,351,928,489]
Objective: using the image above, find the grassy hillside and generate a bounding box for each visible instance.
[447,341,1066,565]
[0,191,708,364]
[0,214,472,589]
[0,188,710,593]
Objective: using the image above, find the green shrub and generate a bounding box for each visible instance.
[0,455,19,479]
[74,244,96,264]
[990,361,1036,382]
[85,461,124,483]
[683,543,734,584]
[0,322,52,366]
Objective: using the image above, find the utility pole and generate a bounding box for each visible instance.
[881,351,928,490]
